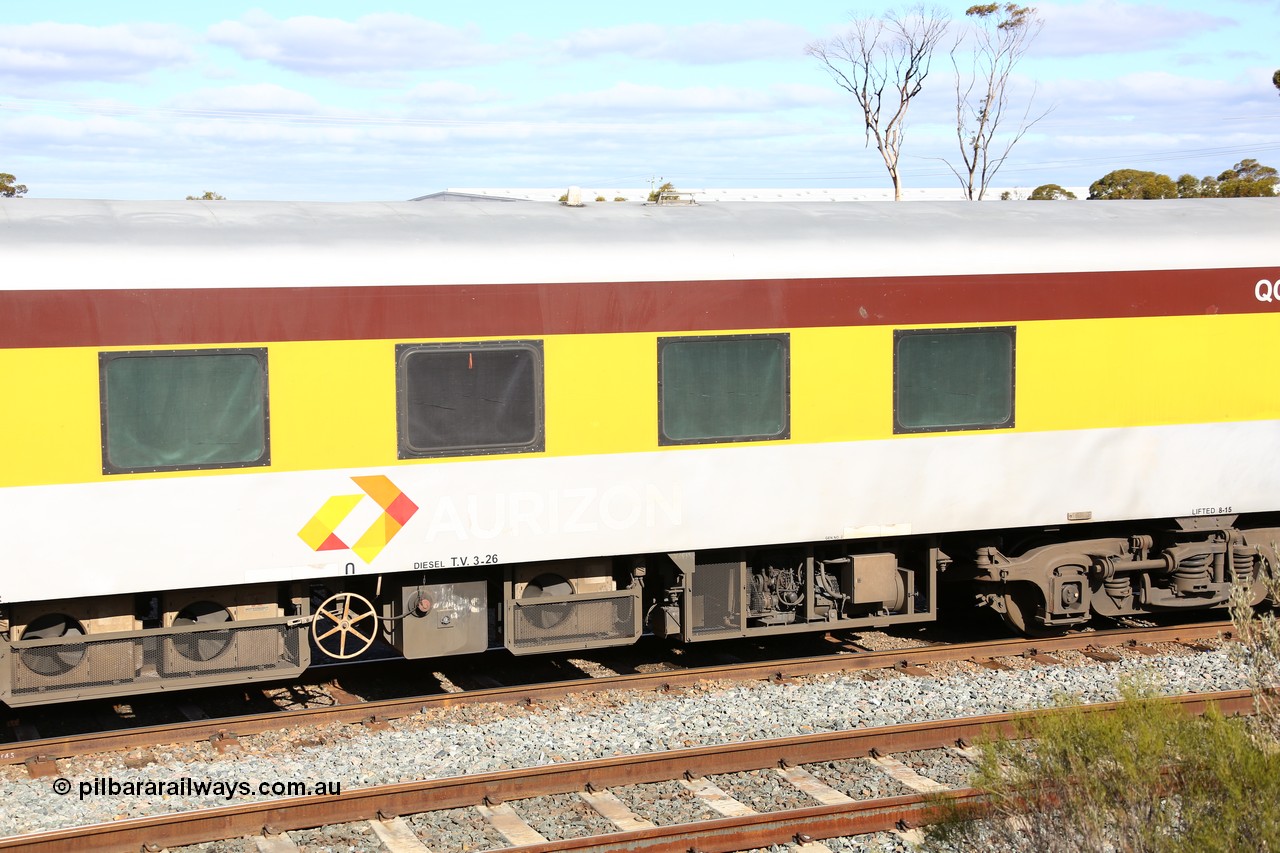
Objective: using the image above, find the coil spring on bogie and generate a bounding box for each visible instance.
[1103,575,1133,600]
[1231,545,1257,584]
[1171,551,1212,594]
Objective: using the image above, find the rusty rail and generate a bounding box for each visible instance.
[469,791,985,852]
[0,688,1255,853]
[477,791,983,853]
[1,620,1233,769]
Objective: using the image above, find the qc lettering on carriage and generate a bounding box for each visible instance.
[1255,278,1277,303]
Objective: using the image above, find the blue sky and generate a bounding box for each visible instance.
[2,1,1277,199]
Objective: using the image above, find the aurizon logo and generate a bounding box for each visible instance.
[298,475,419,563]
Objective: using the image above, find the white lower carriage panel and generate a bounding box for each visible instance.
[4,422,1277,601]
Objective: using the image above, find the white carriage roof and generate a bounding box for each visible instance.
[1,197,1276,291]
[413,187,1090,202]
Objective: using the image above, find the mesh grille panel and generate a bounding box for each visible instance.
[161,625,296,675]
[510,593,637,650]
[14,637,135,692]
[9,622,305,698]
[692,560,741,636]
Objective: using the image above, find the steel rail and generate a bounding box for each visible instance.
[453,791,986,853]
[0,688,1255,853]
[0,620,1232,768]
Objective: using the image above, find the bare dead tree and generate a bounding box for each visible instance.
[947,3,1050,199]
[807,7,951,201]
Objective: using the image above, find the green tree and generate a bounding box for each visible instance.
[185,191,226,200]
[1028,183,1075,200]
[1273,68,1280,95]
[947,4,1049,200]
[1214,158,1278,197]
[1087,169,1177,199]
[1,173,28,197]
[807,6,952,200]
[1175,173,1216,198]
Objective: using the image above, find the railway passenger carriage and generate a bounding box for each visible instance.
[1,198,1278,706]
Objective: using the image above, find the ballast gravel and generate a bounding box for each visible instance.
[745,836,917,853]
[804,759,915,800]
[705,768,818,813]
[287,819,379,852]
[513,791,621,840]
[610,779,718,825]
[403,806,508,852]
[892,747,982,789]
[0,647,1252,840]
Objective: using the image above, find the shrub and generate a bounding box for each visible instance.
[927,570,1280,852]
[925,687,1280,852]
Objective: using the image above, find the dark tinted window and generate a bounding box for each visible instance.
[100,349,269,474]
[398,341,544,457]
[894,327,1015,432]
[659,334,789,445]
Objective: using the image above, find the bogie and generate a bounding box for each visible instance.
[970,521,1280,634]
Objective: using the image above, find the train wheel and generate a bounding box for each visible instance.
[312,592,378,659]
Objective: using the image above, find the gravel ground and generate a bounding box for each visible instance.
[824,835,921,852]
[745,833,918,853]
[704,768,818,813]
[511,791,620,840]
[287,820,380,851]
[171,838,257,853]
[848,630,939,651]
[401,806,509,852]
[892,748,978,789]
[804,758,916,800]
[0,647,1252,838]
[611,779,718,825]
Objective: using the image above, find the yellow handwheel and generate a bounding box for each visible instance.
[311,592,379,659]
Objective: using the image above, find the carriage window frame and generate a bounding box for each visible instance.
[657,333,791,446]
[893,326,1016,434]
[396,340,546,459]
[99,347,271,475]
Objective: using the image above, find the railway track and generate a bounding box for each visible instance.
[0,688,1256,853]
[3,620,1233,774]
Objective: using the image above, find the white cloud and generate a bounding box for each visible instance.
[949,65,1280,184]
[1035,1,1235,57]
[167,84,324,115]
[0,22,193,82]
[404,81,503,107]
[1083,70,1236,105]
[1029,69,1269,132]
[542,82,837,117]
[558,20,813,64]
[207,12,508,75]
